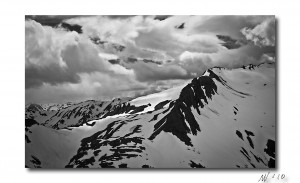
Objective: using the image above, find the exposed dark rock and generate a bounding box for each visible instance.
[264,139,275,158]
[86,122,96,126]
[240,147,251,161]
[30,155,41,168]
[142,165,152,168]
[247,136,254,149]
[26,104,43,113]
[250,162,256,168]
[245,130,255,136]
[154,100,170,110]
[66,121,145,168]
[25,118,38,127]
[149,70,220,146]
[25,135,31,143]
[118,163,128,168]
[43,100,128,129]
[100,162,115,168]
[189,160,205,168]
[77,157,95,168]
[268,158,275,168]
[250,151,266,166]
[236,130,244,140]
[102,103,149,118]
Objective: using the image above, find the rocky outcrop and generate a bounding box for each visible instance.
[149,70,220,146]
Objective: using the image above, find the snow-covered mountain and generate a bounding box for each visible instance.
[25,63,275,168]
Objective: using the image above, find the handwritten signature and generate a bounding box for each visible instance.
[258,172,286,182]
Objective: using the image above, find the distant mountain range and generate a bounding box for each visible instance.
[25,63,275,168]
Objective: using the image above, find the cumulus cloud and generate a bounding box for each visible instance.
[25,20,133,89]
[65,16,143,44]
[178,51,213,76]
[241,17,275,47]
[25,15,276,104]
[66,16,222,60]
[25,20,80,88]
[25,19,145,103]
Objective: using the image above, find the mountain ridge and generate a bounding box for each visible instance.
[25,62,276,168]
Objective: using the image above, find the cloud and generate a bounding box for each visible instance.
[25,20,125,88]
[66,16,222,61]
[153,15,172,21]
[25,19,151,103]
[241,17,275,47]
[131,79,183,99]
[25,20,80,88]
[259,53,276,63]
[134,26,221,58]
[65,16,143,44]
[25,15,276,104]
[177,42,275,76]
[216,35,246,49]
[131,85,163,99]
[26,71,145,104]
[178,51,213,76]
[193,15,272,39]
[25,15,87,27]
[127,61,188,82]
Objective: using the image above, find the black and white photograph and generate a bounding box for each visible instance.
[2,0,300,182]
[25,15,276,168]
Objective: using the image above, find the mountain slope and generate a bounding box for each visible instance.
[25,63,275,168]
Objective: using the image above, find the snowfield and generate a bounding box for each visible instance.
[25,63,275,168]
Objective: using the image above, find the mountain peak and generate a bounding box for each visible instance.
[149,70,219,146]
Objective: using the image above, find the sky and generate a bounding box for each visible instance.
[25,15,275,104]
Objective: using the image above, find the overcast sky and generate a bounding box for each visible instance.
[25,15,275,104]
